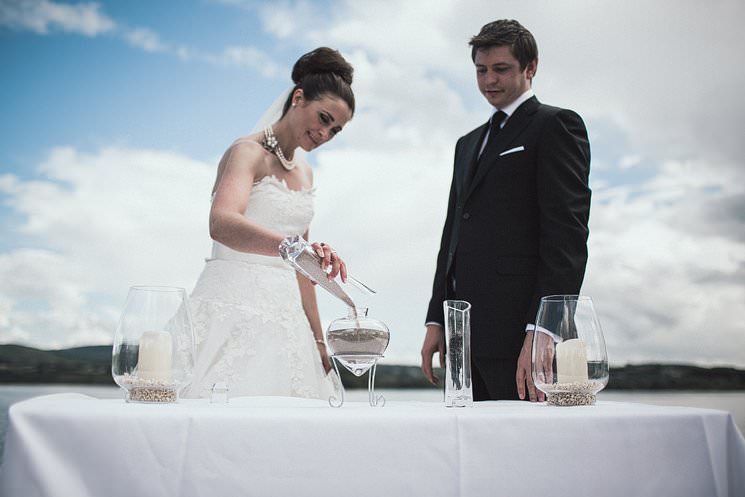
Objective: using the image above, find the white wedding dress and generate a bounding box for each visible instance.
[182,175,339,399]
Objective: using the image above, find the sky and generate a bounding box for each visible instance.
[1,0,744,368]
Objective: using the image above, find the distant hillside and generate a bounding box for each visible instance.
[606,363,745,390]
[1,344,744,390]
[0,344,113,384]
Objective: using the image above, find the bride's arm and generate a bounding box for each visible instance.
[209,142,286,256]
[298,230,332,372]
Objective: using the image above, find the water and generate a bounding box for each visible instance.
[1,385,743,466]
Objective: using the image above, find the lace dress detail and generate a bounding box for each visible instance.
[182,175,339,399]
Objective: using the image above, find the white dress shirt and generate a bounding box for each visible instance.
[478,88,535,157]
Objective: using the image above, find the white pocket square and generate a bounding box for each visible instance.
[499,145,525,156]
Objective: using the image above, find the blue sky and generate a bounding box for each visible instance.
[1,0,744,367]
[1,1,297,168]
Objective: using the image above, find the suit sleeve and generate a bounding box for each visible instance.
[528,109,591,323]
[425,139,463,327]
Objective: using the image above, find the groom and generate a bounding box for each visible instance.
[421,20,591,401]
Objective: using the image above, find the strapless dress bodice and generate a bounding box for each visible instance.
[210,175,315,268]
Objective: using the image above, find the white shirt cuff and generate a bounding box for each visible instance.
[527,324,563,343]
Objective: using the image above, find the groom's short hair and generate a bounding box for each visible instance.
[469,19,538,70]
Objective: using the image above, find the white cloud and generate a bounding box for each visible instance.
[259,0,324,40]
[0,1,281,79]
[0,248,115,348]
[218,46,282,78]
[124,27,167,53]
[0,0,115,36]
[585,157,745,366]
[0,146,214,349]
[259,0,745,164]
[123,35,280,76]
[619,155,642,170]
[522,0,745,165]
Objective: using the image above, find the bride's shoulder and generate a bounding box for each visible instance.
[222,135,267,164]
[228,134,264,153]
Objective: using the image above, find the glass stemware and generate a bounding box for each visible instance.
[532,295,609,406]
[111,286,195,403]
[326,307,390,407]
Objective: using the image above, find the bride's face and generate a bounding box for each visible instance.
[292,94,353,151]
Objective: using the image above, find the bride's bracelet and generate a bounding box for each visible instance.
[314,338,325,344]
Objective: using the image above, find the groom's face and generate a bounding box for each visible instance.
[475,46,535,110]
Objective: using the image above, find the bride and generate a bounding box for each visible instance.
[182,47,355,399]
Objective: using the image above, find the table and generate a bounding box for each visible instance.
[1,394,744,497]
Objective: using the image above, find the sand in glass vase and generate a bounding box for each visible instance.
[326,307,389,376]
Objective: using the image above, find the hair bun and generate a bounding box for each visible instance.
[292,47,353,86]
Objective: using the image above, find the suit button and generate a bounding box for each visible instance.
[463,212,471,220]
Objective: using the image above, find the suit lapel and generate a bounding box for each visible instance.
[465,97,540,200]
[457,123,489,196]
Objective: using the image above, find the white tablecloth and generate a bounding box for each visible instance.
[1,393,744,497]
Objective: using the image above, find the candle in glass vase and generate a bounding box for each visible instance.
[137,330,173,381]
[556,338,589,384]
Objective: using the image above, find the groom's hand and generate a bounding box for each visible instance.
[516,331,545,402]
[421,324,445,385]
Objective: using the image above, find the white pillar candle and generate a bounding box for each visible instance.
[556,338,589,384]
[137,330,173,381]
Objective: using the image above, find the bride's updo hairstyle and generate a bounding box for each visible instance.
[282,47,355,117]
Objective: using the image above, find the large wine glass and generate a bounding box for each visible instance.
[532,295,609,406]
[111,286,195,403]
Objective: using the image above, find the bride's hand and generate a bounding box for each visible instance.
[310,242,348,283]
[316,342,333,373]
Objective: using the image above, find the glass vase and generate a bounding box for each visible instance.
[532,295,609,406]
[444,300,473,407]
[111,286,195,403]
[326,307,390,406]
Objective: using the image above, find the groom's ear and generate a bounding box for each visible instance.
[525,59,538,81]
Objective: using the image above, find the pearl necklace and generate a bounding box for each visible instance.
[262,126,296,171]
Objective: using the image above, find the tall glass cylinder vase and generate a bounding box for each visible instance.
[443,300,473,407]
[111,286,195,403]
[532,295,609,406]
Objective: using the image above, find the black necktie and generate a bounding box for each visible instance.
[480,110,507,161]
[467,110,507,188]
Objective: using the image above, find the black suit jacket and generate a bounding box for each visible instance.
[426,96,591,359]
